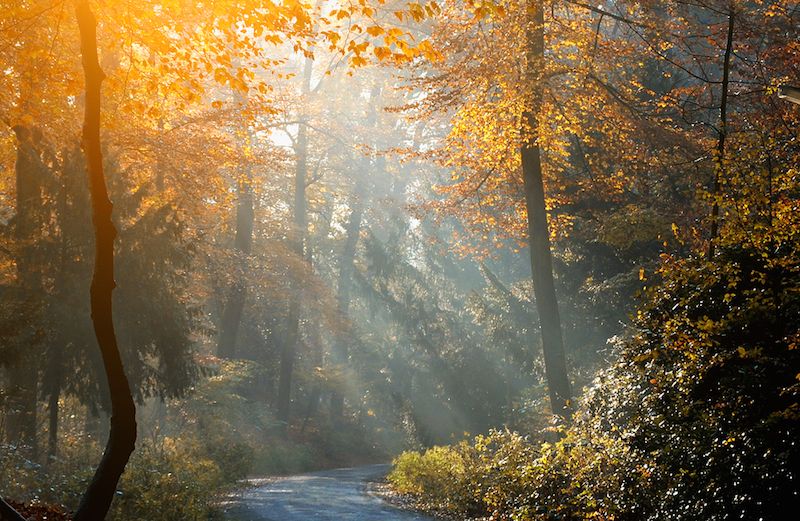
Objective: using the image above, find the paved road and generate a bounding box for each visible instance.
[222,464,433,521]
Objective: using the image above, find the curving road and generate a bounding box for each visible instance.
[222,464,433,521]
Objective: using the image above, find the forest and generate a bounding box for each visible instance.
[0,0,798,520]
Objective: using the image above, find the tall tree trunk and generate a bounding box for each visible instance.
[708,4,734,260]
[277,57,314,426]
[73,3,137,520]
[300,325,323,434]
[330,82,381,420]
[217,174,254,358]
[521,1,572,420]
[47,382,60,462]
[4,355,38,458]
[329,195,363,420]
[5,124,42,459]
[45,169,72,465]
[0,498,26,521]
[217,91,255,359]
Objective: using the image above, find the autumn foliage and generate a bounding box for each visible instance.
[1,0,798,519]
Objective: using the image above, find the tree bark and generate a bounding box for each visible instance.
[47,383,59,462]
[329,195,363,420]
[73,3,137,520]
[46,150,71,464]
[217,175,254,358]
[5,124,42,458]
[521,1,572,420]
[708,4,734,260]
[0,498,26,521]
[277,57,314,426]
[217,88,255,359]
[330,82,381,420]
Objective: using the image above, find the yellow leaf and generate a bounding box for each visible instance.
[373,46,392,60]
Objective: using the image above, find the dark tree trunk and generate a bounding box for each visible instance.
[47,383,59,462]
[708,5,734,260]
[330,82,381,420]
[217,89,255,359]
[277,57,314,426]
[521,1,572,420]
[217,175,254,358]
[5,123,42,459]
[73,3,137,520]
[0,498,26,521]
[218,282,247,358]
[5,365,38,457]
[46,154,71,464]
[329,195,363,420]
[300,325,323,434]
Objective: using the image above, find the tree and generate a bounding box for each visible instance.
[276,56,314,426]
[71,2,137,520]
[393,0,636,420]
[5,123,45,457]
[216,92,256,359]
[521,0,572,419]
[329,81,382,420]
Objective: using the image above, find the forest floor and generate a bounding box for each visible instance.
[220,464,433,521]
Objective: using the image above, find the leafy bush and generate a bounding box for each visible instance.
[1,433,241,520]
[390,444,475,513]
[109,438,225,521]
[0,436,96,509]
[202,438,253,483]
[578,245,800,520]
[390,241,800,520]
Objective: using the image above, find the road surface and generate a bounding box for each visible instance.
[222,464,433,521]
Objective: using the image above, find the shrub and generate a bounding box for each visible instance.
[202,438,253,483]
[390,444,475,514]
[109,438,224,521]
[390,242,800,520]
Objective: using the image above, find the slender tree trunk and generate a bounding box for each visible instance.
[5,124,42,459]
[5,364,38,458]
[73,3,137,520]
[708,4,734,260]
[0,498,26,521]
[45,175,70,464]
[217,175,254,358]
[277,57,314,426]
[329,195,363,420]
[217,91,255,359]
[300,325,323,434]
[521,0,572,419]
[47,383,59,462]
[330,82,381,420]
[217,283,246,358]
[276,121,306,423]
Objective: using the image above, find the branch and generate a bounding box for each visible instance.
[566,0,648,28]
[0,498,26,521]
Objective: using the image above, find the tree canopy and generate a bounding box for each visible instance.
[0,0,798,519]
